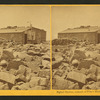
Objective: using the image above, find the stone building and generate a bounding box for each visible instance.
[58,26,100,44]
[0,26,46,44]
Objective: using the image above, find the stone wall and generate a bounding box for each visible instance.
[58,32,97,44]
[0,32,24,43]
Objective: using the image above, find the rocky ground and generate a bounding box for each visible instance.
[0,41,50,90]
[52,40,100,90]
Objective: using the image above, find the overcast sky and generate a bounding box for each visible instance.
[52,6,100,39]
[0,6,50,40]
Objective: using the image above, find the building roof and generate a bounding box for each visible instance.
[0,27,30,34]
[59,26,100,34]
[0,26,46,34]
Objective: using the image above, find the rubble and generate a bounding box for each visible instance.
[0,41,50,90]
[52,40,100,90]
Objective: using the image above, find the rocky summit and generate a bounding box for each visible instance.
[0,41,50,90]
[52,40,100,90]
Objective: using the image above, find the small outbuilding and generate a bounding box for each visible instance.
[58,26,100,44]
[0,26,46,44]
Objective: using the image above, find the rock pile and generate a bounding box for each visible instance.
[52,42,100,90]
[0,41,50,90]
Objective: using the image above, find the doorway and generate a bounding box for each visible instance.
[24,34,27,44]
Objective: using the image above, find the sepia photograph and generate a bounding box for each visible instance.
[0,6,50,90]
[52,6,100,90]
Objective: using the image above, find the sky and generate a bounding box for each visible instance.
[0,6,50,40]
[52,6,100,39]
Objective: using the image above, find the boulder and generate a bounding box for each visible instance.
[54,70,64,77]
[13,52,33,62]
[52,60,62,69]
[82,82,100,89]
[0,83,9,90]
[0,48,3,58]
[72,59,79,67]
[1,50,14,60]
[29,77,40,88]
[1,50,14,61]
[40,78,48,86]
[79,68,88,75]
[96,67,100,76]
[59,63,71,72]
[4,48,14,52]
[38,69,50,78]
[85,51,100,61]
[0,82,4,86]
[16,65,26,75]
[0,72,16,84]
[16,81,24,85]
[42,54,50,61]
[7,61,25,71]
[27,50,44,56]
[25,67,32,76]
[42,60,50,69]
[97,76,100,81]
[71,49,86,61]
[11,82,30,90]
[68,83,80,89]
[29,72,38,78]
[0,60,8,67]
[25,68,32,81]
[18,83,30,90]
[86,64,98,82]
[23,44,34,48]
[54,53,63,62]
[26,74,31,82]
[14,58,21,62]
[8,69,17,75]
[11,86,20,90]
[95,66,100,81]
[67,71,86,84]
[26,61,40,73]
[53,76,70,90]
[86,74,97,82]
[87,64,97,75]
[78,59,95,69]
[16,74,27,82]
